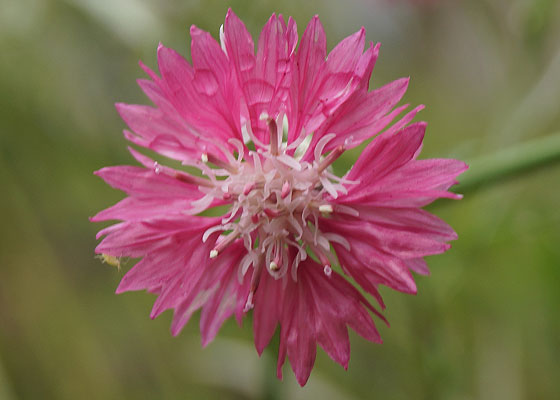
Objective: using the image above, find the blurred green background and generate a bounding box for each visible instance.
[1,0,559,399]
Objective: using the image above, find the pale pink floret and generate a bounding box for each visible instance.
[92,9,467,386]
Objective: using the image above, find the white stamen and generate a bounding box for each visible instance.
[323,265,332,277]
[209,249,218,258]
[319,204,333,214]
[281,181,290,199]
[201,153,209,163]
[333,204,359,217]
[270,261,279,271]
[314,133,337,162]
[277,154,302,171]
[324,232,351,251]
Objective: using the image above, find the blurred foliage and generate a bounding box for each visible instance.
[0,0,559,399]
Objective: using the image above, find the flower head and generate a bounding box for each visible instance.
[92,9,467,386]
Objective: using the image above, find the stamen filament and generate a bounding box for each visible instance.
[210,231,240,258]
[174,172,214,188]
[205,153,238,173]
[317,145,345,173]
[268,119,279,156]
[309,242,331,268]
[244,260,263,312]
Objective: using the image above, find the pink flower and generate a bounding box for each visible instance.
[92,9,467,386]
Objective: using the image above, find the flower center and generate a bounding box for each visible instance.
[183,116,355,310]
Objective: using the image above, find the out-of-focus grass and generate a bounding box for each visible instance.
[0,0,559,399]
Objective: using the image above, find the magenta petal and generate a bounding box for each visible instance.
[190,25,243,142]
[224,9,256,92]
[351,206,458,242]
[233,13,297,143]
[285,285,317,386]
[116,104,192,143]
[199,243,249,346]
[287,15,326,143]
[136,78,176,116]
[326,27,366,73]
[335,242,418,294]
[92,197,194,222]
[157,44,195,96]
[93,166,198,198]
[406,258,430,276]
[275,260,384,385]
[253,272,282,355]
[318,77,410,151]
[347,122,426,184]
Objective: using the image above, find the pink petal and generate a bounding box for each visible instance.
[116,103,200,160]
[96,216,219,258]
[287,15,326,143]
[346,121,426,183]
[299,28,369,140]
[344,206,458,242]
[91,197,194,222]
[93,165,199,199]
[199,243,250,346]
[335,242,418,294]
[284,284,317,386]
[406,258,430,276]
[253,271,283,355]
[136,78,176,116]
[325,27,366,73]
[229,13,297,143]
[317,77,410,151]
[224,9,256,77]
[276,260,384,386]
[323,217,450,259]
[377,159,469,193]
[190,25,243,140]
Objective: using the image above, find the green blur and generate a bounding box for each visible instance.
[1,0,559,399]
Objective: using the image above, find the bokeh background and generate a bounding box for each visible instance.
[1,0,559,399]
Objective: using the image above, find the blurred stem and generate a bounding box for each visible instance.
[262,332,282,400]
[456,132,560,193]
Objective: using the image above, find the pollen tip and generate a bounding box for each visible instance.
[270,261,279,271]
[201,153,209,163]
[243,292,255,312]
[323,265,332,277]
[209,249,219,258]
[319,204,333,214]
